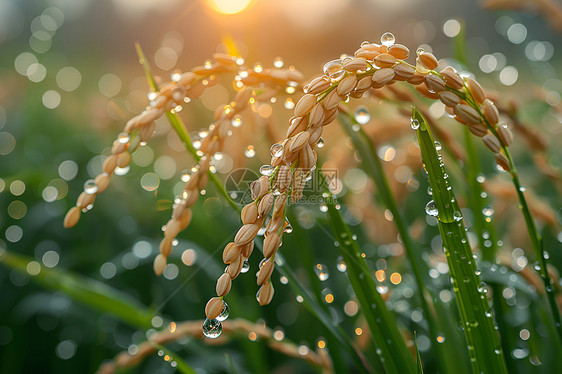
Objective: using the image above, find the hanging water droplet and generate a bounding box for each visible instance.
[314,264,329,281]
[253,63,263,73]
[416,47,425,56]
[284,220,293,233]
[319,204,328,212]
[114,165,130,176]
[380,32,395,47]
[323,59,345,81]
[317,138,325,148]
[453,211,462,222]
[270,143,284,158]
[231,115,242,128]
[474,268,481,276]
[259,164,274,176]
[410,118,420,130]
[241,260,250,273]
[354,106,370,125]
[202,318,222,338]
[244,145,255,158]
[425,200,438,217]
[434,141,442,151]
[215,301,230,322]
[84,179,98,194]
[273,56,284,68]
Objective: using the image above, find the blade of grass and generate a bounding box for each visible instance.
[414,332,424,374]
[413,107,508,373]
[225,353,239,374]
[320,171,416,374]
[338,111,463,374]
[0,250,153,329]
[150,342,197,374]
[135,43,239,212]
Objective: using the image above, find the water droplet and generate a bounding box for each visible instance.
[380,32,395,47]
[284,220,293,234]
[273,57,284,68]
[270,143,284,158]
[284,98,295,109]
[117,132,130,144]
[171,70,181,82]
[482,206,494,217]
[453,211,462,222]
[336,257,347,272]
[314,264,329,281]
[231,115,242,128]
[241,260,250,273]
[478,282,488,293]
[354,106,370,125]
[259,165,274,176]
[147,92,158,101]
[476,174,485,183]
[323,59,345,81]
[494,349,501,355]
[410,118,420,130]
[434,141,442,151]
[115,165,130,176]
[468,320,479,328]
[245,145,255,158]
[253,63,263,73]
[475,268,481,276]
[84,179,98,194]
[425,200,438,217]
[519,186,526,192]
[319,204,328,212]
[317,138,325,148]
[202,318,222,338]
[416,47,425,56]
[216,301,230,322]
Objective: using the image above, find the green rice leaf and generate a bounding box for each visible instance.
[413,107,508,373]
[0,250,153,329]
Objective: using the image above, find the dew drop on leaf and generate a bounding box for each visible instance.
[425,200,438,217]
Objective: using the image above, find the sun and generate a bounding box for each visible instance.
[206,0,256,15]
